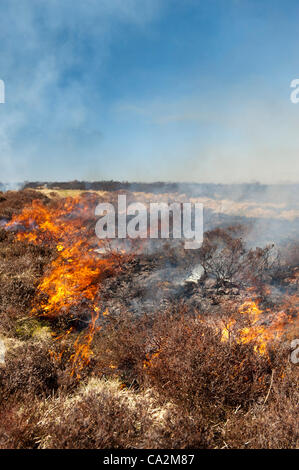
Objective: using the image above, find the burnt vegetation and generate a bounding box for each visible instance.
[0,188,298,449]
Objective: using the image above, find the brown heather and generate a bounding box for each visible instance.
[0,189,298,449]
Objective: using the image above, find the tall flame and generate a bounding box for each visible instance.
[6,195,118,377]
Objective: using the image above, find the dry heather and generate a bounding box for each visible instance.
[0,189,298,449]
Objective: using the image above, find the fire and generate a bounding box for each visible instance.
[31,238,113,317]
[221,300,292,355]
[6,194,120,378]
[6,195,114,316]
[6,194,297,376]
[69,308,101,378]
[221,319,236,343]
[143,350,161,369]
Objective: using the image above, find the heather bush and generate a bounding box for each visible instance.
[0,231,54,335]
[91,308,152,386]
[0,397,42,449]
[0,340,59,401]
[90,305,283,429]
[0,189,49,219]
[0,291,297,449]
[224,362,299,448]
[35,378,211,449]
[139,311,274,415]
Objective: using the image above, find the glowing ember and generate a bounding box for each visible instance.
[143,350,161,369]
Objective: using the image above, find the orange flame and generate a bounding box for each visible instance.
[221,300,293,355]
[69,308,101,378]
[143,350,161,369]
[6,195,119,378]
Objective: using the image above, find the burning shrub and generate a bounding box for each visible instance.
[0,189,49,219]
[91,303,288,416]
[0,189,297,449]
[2,193,127,380]
[138,309,274,418]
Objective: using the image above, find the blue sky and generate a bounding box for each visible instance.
[0,0,299,183]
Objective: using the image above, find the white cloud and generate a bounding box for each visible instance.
[0,0,166,182]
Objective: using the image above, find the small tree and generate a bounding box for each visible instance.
[198,227,246,284]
